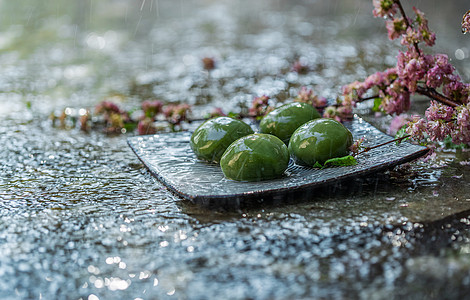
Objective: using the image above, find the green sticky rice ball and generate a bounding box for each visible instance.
[190,117,254,163]
[220,134,289,182]
[288,118,353,166]
[259,102,321,144]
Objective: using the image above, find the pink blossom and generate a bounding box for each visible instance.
[425,101,454,122]
[372,0,398,18]
[426,120,452,141]
[381,81,410,115]
[386,17,407,40]
[322,106,342,122]
[137,117,157,135]
[342,80,367,99]
[413,7,425,24]
[451,104,470,144]
[402,58,421,91]
[379,95,401,115]
[295,87,328,108]
[337,105,354,120]
[419,27,436,47]
[401,27,422,48]
[425,54,454,88]
[95,101,121,115]
[413,7,436,47]
[163,103,191,124]
[340,1,470,147]
[142,100,163,120]
[249,95,273,118]
[349,137,365,155]
[434,54,453,73]
[105,113,125,133]
[424,31,436,47]
[463,10,470,34]
[342,90,358,110]
[95,100,131,132]
[396,51,430,92]
[363,73,384,91]
[405,116,427,141]
[365,67,400,90]
[443,79,470,104]
[315,96,328,108]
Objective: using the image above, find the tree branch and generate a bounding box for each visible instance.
[415,86,460,108]
[355,134,411,157]
[394,0,421,55]
[354,88,459,109]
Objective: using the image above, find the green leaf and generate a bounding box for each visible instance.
[322,155,358,168]
[443,136,469,149]
[145,110,153,118]
[313,161,323,168]
[227,112,240,119]
[372,97,382,112]
[123,122,137,132]
[394,125,410,145]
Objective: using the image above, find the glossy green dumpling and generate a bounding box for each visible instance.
[288,118,353,166]
[190,117,254,163]
[259,102,321,144]
[220,134,289,181]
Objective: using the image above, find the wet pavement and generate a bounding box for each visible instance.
[1,0,470,299]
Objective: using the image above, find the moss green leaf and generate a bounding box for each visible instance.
[322,155,357,168]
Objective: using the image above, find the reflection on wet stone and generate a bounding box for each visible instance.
[1,0,470,299]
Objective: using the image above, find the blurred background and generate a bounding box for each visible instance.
[0,0,469,116]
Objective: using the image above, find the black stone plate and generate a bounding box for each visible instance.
[127,118,428,208]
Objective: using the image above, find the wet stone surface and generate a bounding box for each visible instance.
[1,0,470,299]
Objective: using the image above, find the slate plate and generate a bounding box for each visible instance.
[128,118,429,208]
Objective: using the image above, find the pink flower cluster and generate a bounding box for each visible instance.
[323,102,353,122]
[93,97,193,135]
[137,102,191,135]
[340,67,411,115]
[95,100,122,115]
[163,103,191,124]
[344,68,398,99]
[372,0,397,18]
[452,103,470,144]
[412,7,436,47]
[142,100,163,119]
[138,100,163,135]
[295,87,327,108]
[395,51,470,103]
[95,100,131,133]
[249,95,273,119]
[349,137,365,156]
[406,102,470,144]
[462,10,470,34]
[336,0,470,146]
[385,17,407,40]
[137,117,157,135]
[381,81,410,115]
[381,5,435,49]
